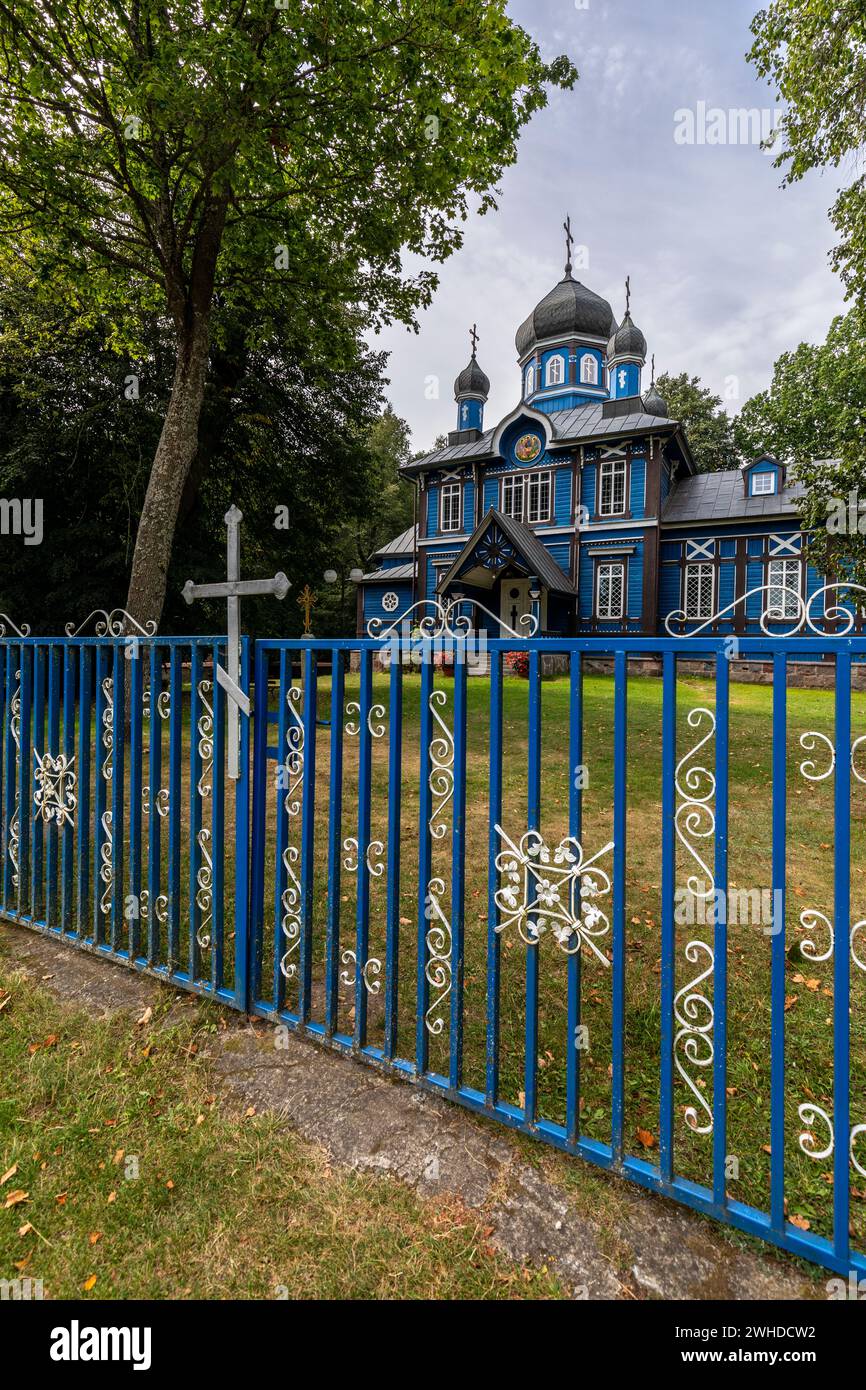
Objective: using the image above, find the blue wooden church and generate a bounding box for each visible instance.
[358,226,831,641]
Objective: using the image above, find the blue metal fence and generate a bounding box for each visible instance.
[1,624,864,1280]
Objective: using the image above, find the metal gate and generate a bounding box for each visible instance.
[1,612,864,1280]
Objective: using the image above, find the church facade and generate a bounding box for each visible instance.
[358,236,835,643]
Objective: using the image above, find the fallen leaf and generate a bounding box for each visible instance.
[244,1106,256,1118]
[636,1127,656,1149]
[106,1191,117,1204]
[789,1213,811,1231]
[83,1274,97,1292]
[17,1223,32,1236]
[3,1190,28,1209]
[55,1192,67,1205]
[166,1179,175,1190]
[136,1006,153,1027]
[112,1149,124,1166]
[0,1163,18,1186]
[89,1232,101,1245]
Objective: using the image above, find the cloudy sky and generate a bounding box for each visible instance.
[373,0,847,455]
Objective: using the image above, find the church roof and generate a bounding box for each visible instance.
[454,354,490,399]
[401,399,679,475]
[515,273,617,357]
[607,311,647,361]
[360,562,415,583]
[373,524,417,557]
[661,469,805,524]
[437,509,577,596]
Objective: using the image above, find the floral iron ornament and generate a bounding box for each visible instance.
[33,751,77,827]
[493,826,614,964]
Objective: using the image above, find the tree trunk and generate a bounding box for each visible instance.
[124,316,212,629]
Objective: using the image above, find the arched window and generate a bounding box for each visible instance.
[545,354,565,387]
[525,363,535,396]
[580,353,599,385]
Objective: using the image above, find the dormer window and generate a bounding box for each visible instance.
[752,472,776,496]
[525,364,535,396]
[580,353,598,386]
[545,354,564,387]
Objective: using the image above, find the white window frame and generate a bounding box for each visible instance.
[580,353,599,385]
[526,471,552,524]
[502,474,525,521]
[751,471,776,495]
[599,457,627,517]
[683,562,715,620]
[440,481,462,533]
[596,561,625,621]
[525,363,535,396]
[767,557,801,619]
[545,354,565,387]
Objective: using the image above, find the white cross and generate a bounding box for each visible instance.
[182,505,290,779]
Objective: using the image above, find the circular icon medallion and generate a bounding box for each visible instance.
[515,433,542,463]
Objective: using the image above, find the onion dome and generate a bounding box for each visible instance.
[643,378,668,418]
[607,310,647,361]
[453,353,490,400]
[515,273,616,358]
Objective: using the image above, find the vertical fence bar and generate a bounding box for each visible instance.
[18,647,33,921]
[770,651,787,1234]
[32,645,46,923]
[188,645,203,980]
[416,646,433,1075]
[77,646,91,938]
[325,649,344,1037]
[299,645,317,1025]
[146,645,162,965]
[273,648,289,1014]
[60,645,76,934]
[713,653,730,1208]
[249,642,270,1008]
[45,646,60,930]
[566,651,583,1148]
[211,641,226,990]
[449,651,468,1092]
[128,644,143,960]
[110,642,125,955]
[354,648,372,1046]
[659,651,676,1184]
[167,645,182,972]
[833,651,851,1266]
[2,646,12,912]
[92,646,107,944]
[524,648,542,1124]
[384,655,402,1060]
[611,649,628,1164]
[234,637,252,1011]
[486,650,503,1108]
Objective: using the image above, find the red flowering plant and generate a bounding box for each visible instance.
[504,650,530,678]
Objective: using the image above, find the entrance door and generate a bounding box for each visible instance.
[500,579,545,634]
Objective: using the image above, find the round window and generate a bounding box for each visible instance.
[382,591,400,613]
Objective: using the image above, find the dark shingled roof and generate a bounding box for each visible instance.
[400,398,679,474]
[661,469,805,524]
[607,311,646,360]
[438,509,577,596]
[454,355,490,399]
[515,274,617,357]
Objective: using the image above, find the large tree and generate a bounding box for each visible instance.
[734,306,866,585]
[749,1,866,300]
[0,0,574,627]
[655,371,739,472]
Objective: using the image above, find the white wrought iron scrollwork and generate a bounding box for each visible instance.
[424,877,452,1035]
[142,684,171,818]
[99,676,114,917]
[65,609,157,638]
[279,686,305,980]
[33,752,77,827]
[796,907,866,972]
[339,949,383,996]
[366,596,539,642]
[675,708,716,901]
[674,940,715,1135]
[0,616,30,637]
[8,672,21,891]
[195,679,214,950]
[797,1104,866,1178]
[345,701,386,738]
[493,826,614,964]
[666,580,866,639]
[342,837,384,877]
[428,689,454,839]
[798,729,866,786]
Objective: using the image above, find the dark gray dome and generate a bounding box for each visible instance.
[607,311,646,361]
[515,273,616,357]
[454,354,490,399]
[643,383,668,418]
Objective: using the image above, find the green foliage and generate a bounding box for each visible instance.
[749,1,866,300]
[655,371,739,472]
[734,306,866,585]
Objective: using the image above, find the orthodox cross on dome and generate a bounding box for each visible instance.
[563,213,574,276]
[651,352,656,384]
[469,322,479,357]
[625,274,631,316]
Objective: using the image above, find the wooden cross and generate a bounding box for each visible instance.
[470,322,479,356]
[296,584,317,635]
[563,214,574,274]
[182,505,290,779]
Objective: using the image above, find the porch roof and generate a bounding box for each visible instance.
[436,508,577,596]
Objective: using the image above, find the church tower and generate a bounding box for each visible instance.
[452,323,490,440]
[607,277,647,399]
